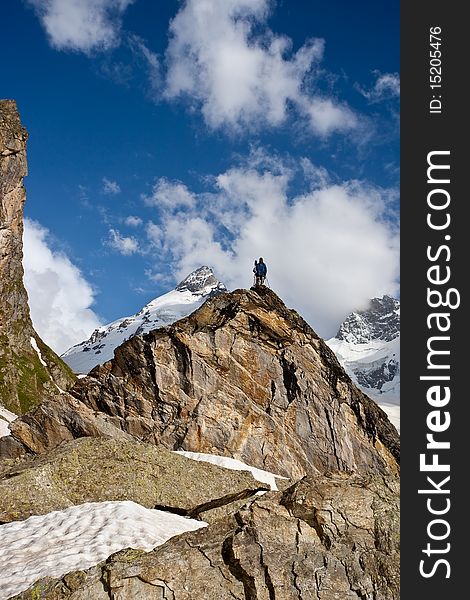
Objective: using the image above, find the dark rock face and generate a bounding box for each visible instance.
[336,295,400,344]
[355,358,399,391]
[175,265,227,295]
[0,100,75,415]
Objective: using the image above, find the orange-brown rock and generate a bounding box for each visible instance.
[13,471,399,600]
[0,100,75,416]
[73,286,399,479]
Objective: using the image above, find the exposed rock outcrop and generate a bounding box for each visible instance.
[3,286,399,480]
[12,471,399,600]
[0,100,75,415]
[0,437,267,524]
[74,286,399,479]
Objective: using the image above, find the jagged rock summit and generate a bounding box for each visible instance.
[0,100,75,417]
[327,295,400,430]
[175,265,225,294]
[0,101,400,600]
[335,295,400,344]
[5,285,399,479]
[61,265,227,374]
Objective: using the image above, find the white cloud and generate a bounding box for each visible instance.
[163,0,356,136]
[107,229,139,255]
[145,158,399,338]
[143,177,196,210]
[298,97,358,136]
[124,215,143,227]
[23,219,102,354]
[128,34,161,95]
[102,177,121,195]
[27,0,134,54]
[357,71,400,103]
[300,158,330,188]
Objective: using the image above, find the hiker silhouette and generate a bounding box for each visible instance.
[253,257,267,286]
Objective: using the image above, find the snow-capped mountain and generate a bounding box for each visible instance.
[61,266,226,374]
[326,295,400,431]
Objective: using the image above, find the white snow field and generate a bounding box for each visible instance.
[0,406,17,439]
[62,267,226,374]
[173,451,287,491]
[327,335,400,431]
[0,501,207,600]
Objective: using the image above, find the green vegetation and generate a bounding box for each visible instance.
[30,585,41,600]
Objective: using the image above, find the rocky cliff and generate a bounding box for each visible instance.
[0,285,400,599]
[0,100,75,416]
[0,100,399,600]
[4,286,399,477]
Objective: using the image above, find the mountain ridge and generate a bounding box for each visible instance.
[0,101,400,600]
[61,265,226,374]
[327,295,400,430]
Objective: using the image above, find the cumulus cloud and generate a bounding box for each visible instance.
[298,97,358,136]
[124,215,143,227]
[163,0,356,136]
[107,229,139,255]
[357,71,400,103]
[145,157,399,337]
[23,219,102,354]
[102,177,121,195]
[27,0,134,54]
[143,177,196,210]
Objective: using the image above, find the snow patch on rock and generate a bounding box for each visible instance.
[0,500,207,599]
[30,336,47,367]
[0,406,17,439]
[173,450,287,491]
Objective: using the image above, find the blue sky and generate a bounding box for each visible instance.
[3,0,399,352]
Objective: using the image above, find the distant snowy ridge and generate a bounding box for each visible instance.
[326,295,400,431]
[61,266,226,374]
[0,501,207,600]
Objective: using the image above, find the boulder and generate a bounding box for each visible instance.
[0,437,266,523]
[12,471,399,600]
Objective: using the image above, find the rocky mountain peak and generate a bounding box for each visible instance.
[61,266,228,375]
[175,265,226,295]
[1,282,400,599]
[0,102,399,599]
[0,100,75,416]
[336,294,400,344]
[6,284,399,478]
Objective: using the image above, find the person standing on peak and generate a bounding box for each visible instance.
[253,257,267,286]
